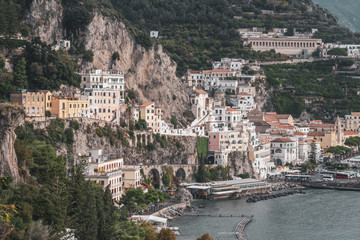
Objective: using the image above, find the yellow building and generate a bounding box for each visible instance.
[10,90,52,121]
[50,97,88,118]
[307,131,337,149]
[139,102,162,133]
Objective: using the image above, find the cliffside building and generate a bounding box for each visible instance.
[50,97,88,118]
[244,37,323,57]
[79,69,125,123]
[10,90,52,121]
[139,102,162,133]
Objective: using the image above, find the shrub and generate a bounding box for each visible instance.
[146,143,156,151]
[112,51,120,61]
[69,120,80,130]
[96,128,104,137]
[65,128,74,145]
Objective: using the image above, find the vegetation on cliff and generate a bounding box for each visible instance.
[265,59,360,119]
[110,0,360,74]
[0,37,80,101]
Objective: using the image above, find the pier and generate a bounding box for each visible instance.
[302,182,360,191]
[182,213,253,218]
[235,217,253,240]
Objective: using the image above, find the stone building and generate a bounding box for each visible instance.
[244,37,323,56]
[10,90,52,121]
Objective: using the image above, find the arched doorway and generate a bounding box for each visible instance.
[175,168,186,182]
[148,168,161,189]
[206,156,215,164]
[275,159,283,166]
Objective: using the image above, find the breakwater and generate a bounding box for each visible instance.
[235,217,253,240]
[246,190,305,203]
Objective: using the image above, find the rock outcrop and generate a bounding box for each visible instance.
[25,1,190,122]
[228,151,257,178]
[0,104,25,184]
[31,118,198,167]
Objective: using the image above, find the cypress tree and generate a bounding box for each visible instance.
[0,0,7,35]
[13,57,28,89]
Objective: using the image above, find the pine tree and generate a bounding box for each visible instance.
[75,181,98,240]
[5,1,19,37]
[0,0,7,35]
[97,186,115,240]
[13,57,28,89]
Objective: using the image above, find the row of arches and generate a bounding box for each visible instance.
[148,168,187,189]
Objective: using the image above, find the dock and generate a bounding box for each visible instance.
[302,182,360,191]
[235,217,253,240]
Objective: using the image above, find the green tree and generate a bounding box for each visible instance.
[308,142,317,165]
[158,228,176,240]
[112,52,120,61]
[197,233,214,240]
[327,48,348,56]
[13,57,27,89]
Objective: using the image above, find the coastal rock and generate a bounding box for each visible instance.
[0,104,25,184]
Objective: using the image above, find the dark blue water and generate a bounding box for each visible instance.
[170,189,360,240]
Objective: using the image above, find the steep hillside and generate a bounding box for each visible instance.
[110,0,360,74]
[264,59,360,120]
[0,104,24,184]
[23,0,190,121]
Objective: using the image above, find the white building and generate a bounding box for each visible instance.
[86,150,125,202]
[212,58,246,71]
[122,165,141,190]
[190,89,211,120]
[229,93,256,117]
[150,31,159,38]
[271,138,298,166]
[251,138,274,180]
[298,140,321,163]
[79,69,125,123]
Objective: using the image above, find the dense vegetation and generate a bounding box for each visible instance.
[265,60,360,119]
[0,119,172,239]
[0,38,80,101]
[109,0,360,75]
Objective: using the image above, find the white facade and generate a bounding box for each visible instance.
[150,31,159,38]
[79,69,125,123]
[271,138,298,166]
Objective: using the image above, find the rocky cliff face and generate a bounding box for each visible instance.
[32,118,198,167]
[25,1,190,122]
[0,104,25,184]
[228,151,257,178]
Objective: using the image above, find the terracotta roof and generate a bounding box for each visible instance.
[308,124,335,128]
[294,132,307,135]
[277,114,291,119]
[271,138,293,143]
[140,102,154,107]
[351,112,360,116]
[264,115,278,122]
[188,70,201,74]
[313,120,322,122]
[344,131,358,136]
[203,69,234,73]
[194,89,208,94]
[277,125,295,130]
[307,131,325,136]
[38,90,50,93]
[226,107,240,112]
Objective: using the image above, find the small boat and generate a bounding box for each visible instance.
[198,205,205,208]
